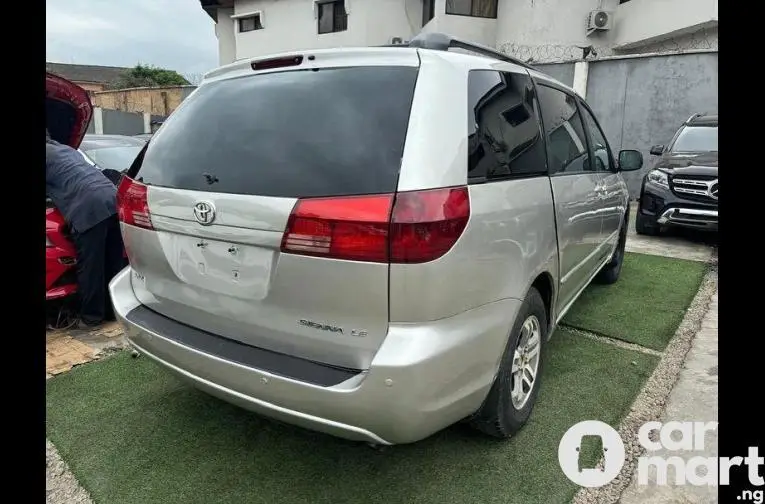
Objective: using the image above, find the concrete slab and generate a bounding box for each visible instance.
[626,206,716,263]
[619,293,718,503]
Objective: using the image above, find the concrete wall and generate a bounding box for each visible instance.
[91,86,197,116]
[75,82,107,93]
[534,62,575,87]
[620,25,718,55]
[585,51,718,197]
[100,109,145,136]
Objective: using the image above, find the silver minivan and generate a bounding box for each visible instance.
[110,33,642,445]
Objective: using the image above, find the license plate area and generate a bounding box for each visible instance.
[169,234,274,299]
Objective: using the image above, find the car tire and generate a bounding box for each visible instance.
[635,209,659,236]
[595,211,628,285]
[470,287,546,439]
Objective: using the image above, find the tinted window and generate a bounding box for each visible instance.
[536,85,590,175]
[130,66,419,198]
[579,103,614,172]
[671,125,718,152]
[467,70,547,181]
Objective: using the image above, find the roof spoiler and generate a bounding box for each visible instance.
[406,32,536,71]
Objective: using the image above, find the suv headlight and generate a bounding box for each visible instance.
[647,170,669,189]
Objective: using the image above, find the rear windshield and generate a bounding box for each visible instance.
[129,66,419,198]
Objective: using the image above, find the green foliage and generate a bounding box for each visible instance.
[111,64,190,89]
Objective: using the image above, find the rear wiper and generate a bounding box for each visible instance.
[203,173,219,185]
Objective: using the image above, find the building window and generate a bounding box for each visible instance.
[423,0,436,26]
[238,14,263,32]
[318,0,348,34]
[445,0,498,19]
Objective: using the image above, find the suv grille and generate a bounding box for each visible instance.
[670,175,718,204]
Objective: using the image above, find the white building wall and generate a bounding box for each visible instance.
[420,0,497,47]
[230,0,422,61]
[216,7,237,65]
[211,0,719,66]
[613,0,718,49]
[496,0,621,52]
[496,0,718,62]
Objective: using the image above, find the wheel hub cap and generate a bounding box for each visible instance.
[510,315,542,410]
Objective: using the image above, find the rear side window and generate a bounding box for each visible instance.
[467,70,547,182]
[536,84,591,175]
[129,66,419,198]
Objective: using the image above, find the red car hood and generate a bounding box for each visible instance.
[46,72,92,149]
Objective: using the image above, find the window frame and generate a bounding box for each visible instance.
[317,0,348,34]
[534,80,598,177]
[237,14,263,33]
[445,0,499,20]
[466,69,548,185]
[577,98,618,174]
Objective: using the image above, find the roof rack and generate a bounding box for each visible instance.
[684,112,704,124]
[406,32,536,71]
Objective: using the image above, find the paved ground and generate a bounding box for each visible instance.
[619,292,718,504]
[626,206,717,263]
[620,208,718,503]
[46,209,718,504]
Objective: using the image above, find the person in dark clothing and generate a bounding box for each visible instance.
[46,130,126,329]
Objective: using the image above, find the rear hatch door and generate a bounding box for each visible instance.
[123,51,420,370]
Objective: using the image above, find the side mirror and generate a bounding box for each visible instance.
[618,149,643,172]
[649,145,664,156]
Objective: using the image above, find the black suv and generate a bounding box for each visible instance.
[636,113,718,235]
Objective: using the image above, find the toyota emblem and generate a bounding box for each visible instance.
[193,201,216,225]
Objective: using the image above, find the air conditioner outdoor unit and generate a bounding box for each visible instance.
[586,9,613,35]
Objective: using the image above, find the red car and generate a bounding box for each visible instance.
[46,72,93,301]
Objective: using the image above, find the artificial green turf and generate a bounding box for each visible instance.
[563,252,707,351]
[47,329,658,504]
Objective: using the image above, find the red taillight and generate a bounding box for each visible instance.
[280,187,470,264]
[116,176,153,230]
[390,186,470,264]
[281,194,393,262]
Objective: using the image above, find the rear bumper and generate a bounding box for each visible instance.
[109,267,520,445]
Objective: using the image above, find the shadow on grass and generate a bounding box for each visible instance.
[47,330,657,504]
